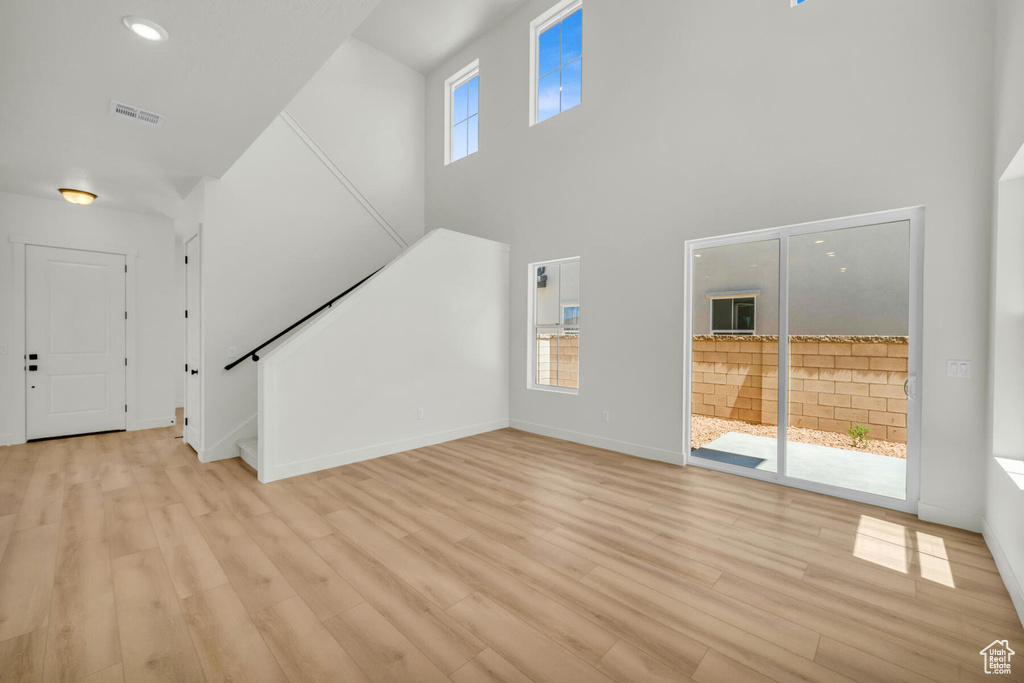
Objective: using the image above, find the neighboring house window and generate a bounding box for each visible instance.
[530,0,582,125]
[709,295,757,335]
[445,60,480,165]
[531,258,580,392]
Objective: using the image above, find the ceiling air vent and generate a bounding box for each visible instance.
[109,100,164,127]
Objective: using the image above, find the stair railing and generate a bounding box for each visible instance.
[223,268,382,370]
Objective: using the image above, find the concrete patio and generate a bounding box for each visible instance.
[692,431,907,500]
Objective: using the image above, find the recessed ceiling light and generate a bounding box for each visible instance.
[59,188,97,205]
[827,252,836,257]
[694,254,702,258]
[123,16,168,42]
[840,267,847,272]
[815,240,825,244]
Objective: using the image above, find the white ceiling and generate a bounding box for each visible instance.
[0,0,380,218]
[354,0,528,74]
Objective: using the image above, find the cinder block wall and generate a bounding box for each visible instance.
[537,334,579,389]
[692,336,908,443]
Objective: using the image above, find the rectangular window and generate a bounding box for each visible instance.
[530,258,580,392]
[445,60,480,165]
[530,0,582,126]
[709,296,757,335]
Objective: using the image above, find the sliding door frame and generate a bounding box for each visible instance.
[683,207,924,513]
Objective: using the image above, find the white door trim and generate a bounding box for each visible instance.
[9,237,139,445]
[683,206,925,514]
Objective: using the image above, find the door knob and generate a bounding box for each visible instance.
[191,369,199,375]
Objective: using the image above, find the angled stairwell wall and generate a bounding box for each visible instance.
[257,229,510,482]
[182,38,425,463]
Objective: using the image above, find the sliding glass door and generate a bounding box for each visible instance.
[686,210,922,511]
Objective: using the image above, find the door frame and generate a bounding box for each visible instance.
[183,228,204,454]
[682,206,925,514]
[8,234,139,446]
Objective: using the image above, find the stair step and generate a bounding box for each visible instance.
[236,437,258,470]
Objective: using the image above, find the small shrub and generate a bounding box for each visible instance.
[846,423,871,449]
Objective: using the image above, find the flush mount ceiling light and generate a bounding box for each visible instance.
[123,16,168,42]
[59,188,97,205]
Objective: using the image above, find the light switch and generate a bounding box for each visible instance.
[947,360,972,378]
[0,344,7,355]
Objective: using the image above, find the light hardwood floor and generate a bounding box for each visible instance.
[0,417,1021,682]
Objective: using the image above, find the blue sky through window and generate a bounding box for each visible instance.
[537,7,582,123]
[452,75,479,162]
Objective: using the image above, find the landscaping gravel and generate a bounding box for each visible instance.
[691,415,907,459]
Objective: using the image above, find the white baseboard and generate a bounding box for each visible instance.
[202,414,258,464]
[508,419,685,466]
[130,416,177,432]
[0,433,14,448]
[261,419,509,483]
[917,501,984,533]
[983,518,1024,628]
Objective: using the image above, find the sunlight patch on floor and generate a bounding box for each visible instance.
[853,516,910,573]
[851,516,955,587]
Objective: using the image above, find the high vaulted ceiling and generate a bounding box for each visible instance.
[354,0,528,74]
[0,0,380,218]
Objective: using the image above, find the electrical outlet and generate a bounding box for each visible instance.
[602,410,610,423]
[0,344,7,355]
[947,360,972,378]
[418,408,425,420]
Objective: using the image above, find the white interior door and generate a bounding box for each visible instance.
[26,245,127,440]
[184,234,201,449]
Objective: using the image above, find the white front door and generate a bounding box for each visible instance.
[26,245,127,440]
[184,234,201,449]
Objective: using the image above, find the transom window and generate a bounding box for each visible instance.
[710,295,757,335]
[530,0,582,125]
[444,60,480,165]
[530,258,580,392]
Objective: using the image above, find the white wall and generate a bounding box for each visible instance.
[426,0,995,518]
[985,0,1024,626]
[259,229,509,482]
[192,38,425,462]
[286,38,425,247]
[0,190,178,444]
